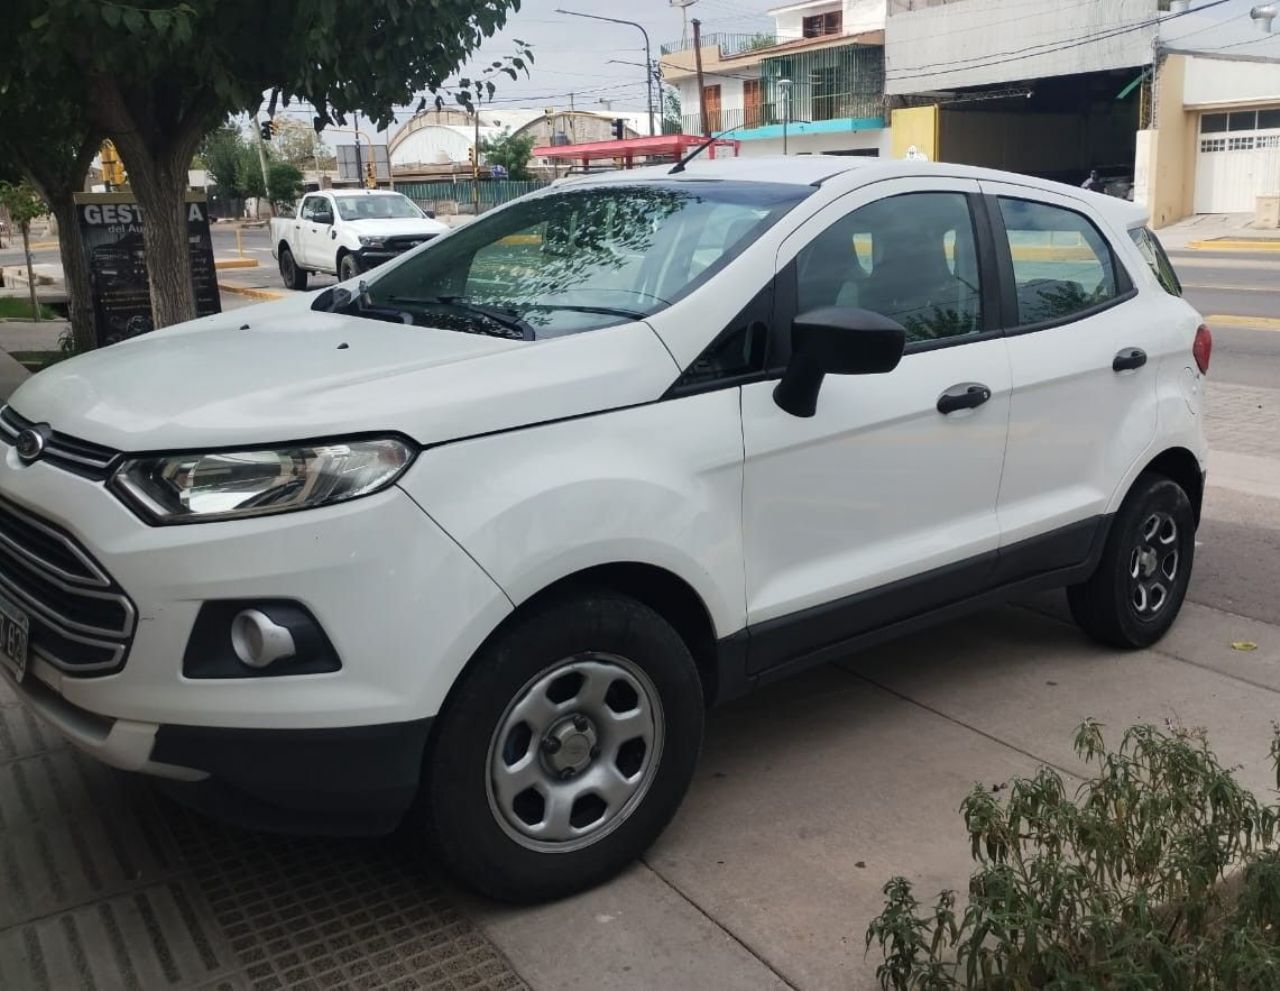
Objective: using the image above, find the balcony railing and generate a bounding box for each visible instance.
[660,32,779,57]
[679,93,884,136]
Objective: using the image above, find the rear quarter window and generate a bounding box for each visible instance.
[1129,226,1182,297]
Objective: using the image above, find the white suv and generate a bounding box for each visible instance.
[0,158,1208,902]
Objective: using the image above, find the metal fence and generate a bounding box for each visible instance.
[659,32,779,57]
[393,179,549,215]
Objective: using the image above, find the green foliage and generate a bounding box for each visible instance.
[742,32,777,52]
[266,161,304,210]
[0,298,57,321]
[866,721,1280,989]
[202,125,248,197]
[237,147,266,200]
[480,129,536,181]
[663,88,683,135]
[0,180,46,229]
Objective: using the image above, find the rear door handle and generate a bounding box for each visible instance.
[936,382,992,415]
[1113,347,1147,372]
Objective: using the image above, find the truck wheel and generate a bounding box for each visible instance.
[278,246,307,290]
[1067,472,1195,649]
[338,253,362,282]
[419,591,704,903]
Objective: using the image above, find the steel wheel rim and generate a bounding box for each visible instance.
[1128,510,1179,621]
[340,257,356,280]
[485,652,665,854]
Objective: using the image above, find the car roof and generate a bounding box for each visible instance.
[563,156,1149,229]
[324,189,406,198]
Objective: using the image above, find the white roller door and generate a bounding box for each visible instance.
[1194,108,1280,214]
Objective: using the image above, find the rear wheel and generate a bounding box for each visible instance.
[1067,472,1195,648]
[278,245,307,290]
[419,592,704,902]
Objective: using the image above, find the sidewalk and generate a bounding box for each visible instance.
[1157,212,1280,251]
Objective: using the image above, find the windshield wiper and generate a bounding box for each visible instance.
[385,295,535,340]
[523,303,647,320]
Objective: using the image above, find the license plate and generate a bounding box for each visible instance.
[0,591,29,684]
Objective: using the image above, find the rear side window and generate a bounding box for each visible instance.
[1129,226,1182,297]
[997,198,1120,326]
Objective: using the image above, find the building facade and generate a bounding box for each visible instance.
[660,0,890,157]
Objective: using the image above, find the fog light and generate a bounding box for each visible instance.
[230,609,296,669]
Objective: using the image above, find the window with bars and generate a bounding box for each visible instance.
[802,11,842,37]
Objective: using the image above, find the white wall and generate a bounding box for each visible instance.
[885,0,1158,95]
[773,0,886,40]
[1183,56,1280,107]
[738,127,887,157]
[678,73,749,118]
[390,124,493,167]
[844,0,888,34]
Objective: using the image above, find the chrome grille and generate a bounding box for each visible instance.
[0,496,134,676]
[385,234,436,252]
[0,406,121,481]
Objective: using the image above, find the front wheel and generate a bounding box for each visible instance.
[418,592,704,902]
[338,252,362,282]
[1068,472,1196,648]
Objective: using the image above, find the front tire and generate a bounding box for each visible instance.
[419,592,704,902]
[1067,472,1196,648]
[278,245,307,290]
[338,252,362,282]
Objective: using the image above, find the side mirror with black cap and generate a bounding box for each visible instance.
[772,307,906,417]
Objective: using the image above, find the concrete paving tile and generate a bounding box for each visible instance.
[645,667,1044,990]
[466,861,790,991]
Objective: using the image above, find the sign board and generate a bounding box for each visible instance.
[74,192,219,348]
[336,144,391,181]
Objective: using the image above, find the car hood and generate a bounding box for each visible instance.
[343,217,449,238]
[6,295,679,452]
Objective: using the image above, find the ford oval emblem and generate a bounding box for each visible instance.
[15,428,46,463]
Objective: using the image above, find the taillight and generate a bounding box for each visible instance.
[1193,324,1212,374]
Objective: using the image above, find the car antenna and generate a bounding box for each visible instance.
[668,123,749,175]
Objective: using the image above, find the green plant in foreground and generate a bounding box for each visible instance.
[867,720,1280,989]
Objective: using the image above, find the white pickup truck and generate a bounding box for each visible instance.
[271,189,449,288]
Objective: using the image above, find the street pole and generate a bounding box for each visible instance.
[693,19,709,136]
[472,110,480,216]
[556,9,655,135]
[252,114,273,219]
[353,111,364,190]
[778,78,793,155]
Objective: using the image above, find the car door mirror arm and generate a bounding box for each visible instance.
[773,307,906,418]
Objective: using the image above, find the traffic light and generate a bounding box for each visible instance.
[259,119,274,141]
[99,141,125,187]
[611,118,625,140]
[364,159,377,188]
[468,147,477,167]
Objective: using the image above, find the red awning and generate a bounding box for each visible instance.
[531,133,740,166]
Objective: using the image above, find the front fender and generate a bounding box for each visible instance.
[398,390,747,641]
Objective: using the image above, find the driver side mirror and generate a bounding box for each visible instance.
[773,307,906,418]
[314,209,334,225]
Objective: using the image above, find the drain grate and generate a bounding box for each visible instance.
[0,680,527,990]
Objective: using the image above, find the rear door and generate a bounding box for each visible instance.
[980,181,1158,559]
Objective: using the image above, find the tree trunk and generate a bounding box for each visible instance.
[129,164,197,329]
[21,224,40,324]
[49,200,95,352]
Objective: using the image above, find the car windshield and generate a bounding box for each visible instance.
[351,180,812,338]
[334,194,425,221]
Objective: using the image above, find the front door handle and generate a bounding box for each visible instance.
[937,382,992,415]
[1113,347,1147,372]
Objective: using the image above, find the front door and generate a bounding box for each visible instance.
[300,195,335,271]
[740,179,1011,672]
[980,180,1158,551]
[703,85,722,133]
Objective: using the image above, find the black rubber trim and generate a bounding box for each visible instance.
[151,718,433,835]
[182,599,342,679]
[713,514,1112,687]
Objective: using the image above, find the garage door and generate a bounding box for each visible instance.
[1194,108,1280,214]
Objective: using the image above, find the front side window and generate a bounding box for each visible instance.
[1130,226,1182,297]
[358,181,811,338]
[998,198,1119,326]
[334,194,424,221]
[299,196,324,221]
[795,191,984,345]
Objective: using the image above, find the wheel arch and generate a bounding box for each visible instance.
[1140,447,1204,525]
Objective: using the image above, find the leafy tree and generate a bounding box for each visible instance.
[11,1,531,328]
[662,88,683,135]
[272,118,326,169]
[267,161,304,211]
[0,181,49,324]
[237,146,267,205]
[480,128,535,180]
[742,32,776,52]
[202,125,248,198]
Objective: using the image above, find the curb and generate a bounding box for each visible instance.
[214,258,260,270]
[218,283,284,302]
[1205,314,1280,331]
[1187,239,1280,252]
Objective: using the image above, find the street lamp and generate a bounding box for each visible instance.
[556,9,656,136]
[777,78,793,155]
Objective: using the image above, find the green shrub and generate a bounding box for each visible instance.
[866,720,1280,989]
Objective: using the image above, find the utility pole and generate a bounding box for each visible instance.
[778,78,793,155]
[353,110,364,190]
[693,19,709,136]
[472,110,480,216]
[252,114,273,219]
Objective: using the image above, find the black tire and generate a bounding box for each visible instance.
[338,252,362,282]
[278,245,308,290]
[419,591,704,903]
[1067,472,1196,649]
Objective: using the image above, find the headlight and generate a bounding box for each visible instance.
[110,438,415,524]
[358,235,386,248]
